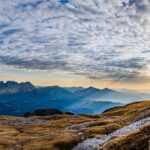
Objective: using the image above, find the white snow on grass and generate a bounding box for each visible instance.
[72,117,150,150]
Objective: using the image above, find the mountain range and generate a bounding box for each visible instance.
[0,81,149,116]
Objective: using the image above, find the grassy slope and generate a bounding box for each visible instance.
[102,100,150,122]
[0,100,149,150]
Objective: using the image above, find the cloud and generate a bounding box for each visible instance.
[106,58,147,70]
[0,0,150,83]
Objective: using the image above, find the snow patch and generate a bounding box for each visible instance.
[72,117,150,150]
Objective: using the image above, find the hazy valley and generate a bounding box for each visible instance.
[0,81,149,116]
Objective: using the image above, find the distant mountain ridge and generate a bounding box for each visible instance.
[63,87,84,93]
[74,87,116,98]
[0,81,149,116]
[0,81,35,94]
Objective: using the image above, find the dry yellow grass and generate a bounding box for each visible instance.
[0,100,149,150]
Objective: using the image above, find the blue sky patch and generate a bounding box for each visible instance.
[60,0,69,4]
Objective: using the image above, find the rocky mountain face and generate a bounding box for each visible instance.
[0,81,35,94]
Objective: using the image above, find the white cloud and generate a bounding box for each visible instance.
[0,0,150,82]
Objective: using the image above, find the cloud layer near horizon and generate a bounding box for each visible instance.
[0,0,150,83]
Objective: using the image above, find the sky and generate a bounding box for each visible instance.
[0,0,150,91]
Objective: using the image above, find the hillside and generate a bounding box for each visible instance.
[0,100,149,150]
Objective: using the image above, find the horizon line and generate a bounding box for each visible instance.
[0,80,150,93]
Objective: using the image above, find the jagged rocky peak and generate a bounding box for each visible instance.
[0,81,35,94]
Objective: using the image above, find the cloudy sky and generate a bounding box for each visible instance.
[0,0,150,91]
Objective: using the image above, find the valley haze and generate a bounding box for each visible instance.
[0,80,149,116]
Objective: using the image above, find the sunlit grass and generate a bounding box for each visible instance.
[0,100,149,150]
